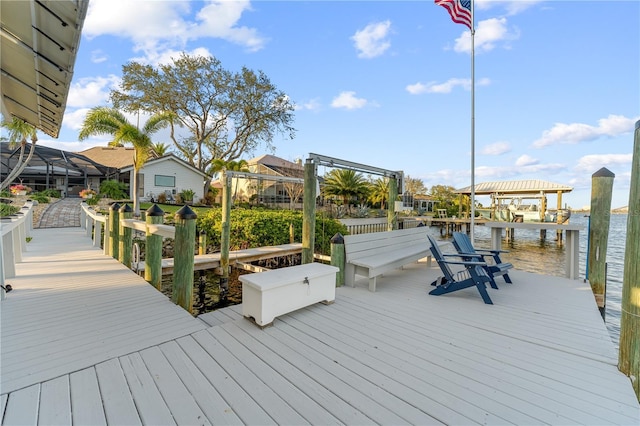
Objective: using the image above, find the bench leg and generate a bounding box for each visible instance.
[368,276,377,292]
[345,264,356,287]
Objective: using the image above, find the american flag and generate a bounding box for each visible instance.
[434,0,472,30]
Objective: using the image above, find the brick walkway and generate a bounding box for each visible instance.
[37,197,82,228]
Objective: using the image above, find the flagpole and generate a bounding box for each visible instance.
[470,0,476,243]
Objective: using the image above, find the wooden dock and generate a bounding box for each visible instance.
[1,227,638,424]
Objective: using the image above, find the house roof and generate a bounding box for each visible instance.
[456,180,573,196]
[1,1,88,138]
[249,154,304,177]
[120,154,209,178]
[78,146,161,170]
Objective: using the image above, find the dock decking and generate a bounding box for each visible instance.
[1,226,638,424]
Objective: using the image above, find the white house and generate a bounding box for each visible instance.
[120,154,209,202]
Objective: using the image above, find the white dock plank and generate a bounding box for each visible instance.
[191,329,310,425]
[209,326,342,425]
[176,335,276,425]
[139,346,211,426]
[94,358,141,426]
[38,375,71,425]
[119,352,176,426]
[70,367,107,426]
[158,341,244,425]
[2,384,39,425]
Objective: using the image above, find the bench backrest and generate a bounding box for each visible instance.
[344,227,429,262]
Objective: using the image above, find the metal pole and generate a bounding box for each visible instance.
[469,0,476,243]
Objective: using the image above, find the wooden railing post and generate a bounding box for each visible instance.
[618,119,640,400]
[145,204,164,290]
[330,233,345,287]
[118,204,133,268]
[302,159,317,264]
[173,205,197,313]
[588,167,615,319]
[108,203,121,260]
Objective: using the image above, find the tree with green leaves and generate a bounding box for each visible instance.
[151,142,170,157]
[323,169,370,215]
[110,53,296,174]
[1,118,38,191]
[404,175,428,195]
[209,158,250,202]
[78,107,172,216]
[368,177,389,209]
[430,184,459,217]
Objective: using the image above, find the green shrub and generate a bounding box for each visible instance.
[0,203,19,217]
[197,207,347,255]
[41,189,61,198]
[0,189,11,198]
[85,195,100,206]
[100,179,128,199]
[30,193,50,204]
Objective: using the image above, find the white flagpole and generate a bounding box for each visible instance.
[470,0,476,243]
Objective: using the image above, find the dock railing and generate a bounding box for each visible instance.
[1,201,35,300]
[339,217,423,234]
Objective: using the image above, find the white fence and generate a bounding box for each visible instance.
[1,201,35,300]
[339,217,425,235]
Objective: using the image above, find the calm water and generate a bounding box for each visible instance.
[433,214,628,348]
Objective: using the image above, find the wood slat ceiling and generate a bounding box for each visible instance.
[1,0,88,138]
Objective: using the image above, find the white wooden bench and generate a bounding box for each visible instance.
[240,262,339,327]
[344,227,430,292]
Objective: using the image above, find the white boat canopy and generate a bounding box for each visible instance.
[455,179,573,196]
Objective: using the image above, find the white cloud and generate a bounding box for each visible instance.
[331,91,368,110]
[481,142,511,155]
[515,154,538,166]
[454,18,518,54]
[84,0,265,61]
[406,77,490,95]
[351,20,392,59]
[66,75,121,108]
[295,99,321,112]
[533,114,639,148]
[90,49,108,63]
[574,153,633,173]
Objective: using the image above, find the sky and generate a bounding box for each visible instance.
[32,0,640,209]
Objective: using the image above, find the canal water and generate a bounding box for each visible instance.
[450,214,627,349]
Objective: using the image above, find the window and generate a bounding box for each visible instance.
[154,175,175,187]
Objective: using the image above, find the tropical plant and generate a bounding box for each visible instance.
[78,107,173,216]
[1,118,38,191]
[368,177,389,209]
[180,188,195,202]
[111,53,296,173]
[79,188,96,198]
[0,203,19,217]
[40,189,61,198]
[99,179,128,199]
[151,142,170,156]
[9,184,32,195]
[322,169,370,215]
[209,159,250,202]
[29,193,50,204]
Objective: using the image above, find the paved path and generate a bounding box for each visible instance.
[37,197,82,228]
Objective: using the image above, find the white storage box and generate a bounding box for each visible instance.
[241,263,339,327]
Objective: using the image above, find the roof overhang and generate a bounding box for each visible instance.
[1,0,89,138]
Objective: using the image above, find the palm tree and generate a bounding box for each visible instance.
[151,142,170,157]
[368,177,389,209]
[323,169,370,215]
[209,159,250,202]
[1,118,38,191]
[78,107,172,216]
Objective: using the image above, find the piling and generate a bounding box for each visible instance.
[387,176,398,231]
[118,204,133,268]
[330,233,345,287]
[108,203,120,260]
[220,171,231,295]
[302,159,317,264]
[618,119,640,400]
[172,205,197,313]
[588,168,615,319]
[145,204,164,289]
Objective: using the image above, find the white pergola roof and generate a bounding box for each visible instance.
[1,0,88,138]
[456,180,573,196]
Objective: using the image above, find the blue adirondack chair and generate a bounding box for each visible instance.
[451,232,513,287]
[427,235,494,304]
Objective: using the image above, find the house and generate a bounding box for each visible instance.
[120,154,209,202]
[213,154,305,208]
